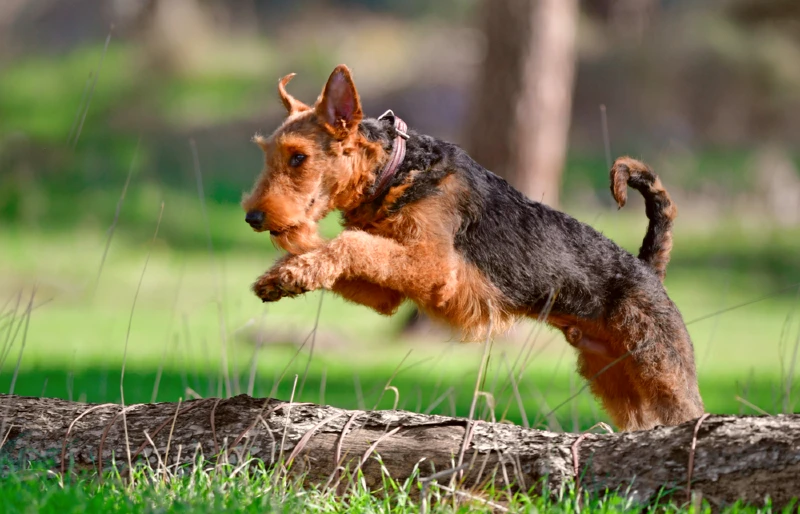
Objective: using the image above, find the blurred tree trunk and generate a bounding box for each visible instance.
[132,0,217,73]
[465,0,579,208]
[608,0,657,40]
[402,0,579,337]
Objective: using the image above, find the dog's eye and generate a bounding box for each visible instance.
[289,153,306,167]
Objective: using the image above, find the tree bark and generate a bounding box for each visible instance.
[465,0,579,208]
[1,393,799,507]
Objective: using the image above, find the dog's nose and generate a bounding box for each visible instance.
[245,210,265,228]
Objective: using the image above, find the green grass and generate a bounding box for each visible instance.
[1,457,794,513]
[2,42,800,505]
[3,189,800,510]
[2,25,800,514]
[2,198,799,421]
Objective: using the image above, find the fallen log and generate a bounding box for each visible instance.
[1,393,798,507]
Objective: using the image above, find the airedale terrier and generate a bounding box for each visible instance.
[241,65,704,431]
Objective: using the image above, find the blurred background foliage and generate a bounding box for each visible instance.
[2,0,799,235]
[1,0,800,429]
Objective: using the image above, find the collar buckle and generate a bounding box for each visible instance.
[378,109,408,139]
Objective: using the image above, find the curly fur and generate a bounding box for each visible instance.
[241,65,704,431]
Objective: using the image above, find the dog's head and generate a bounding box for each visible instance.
[241,65,384,254]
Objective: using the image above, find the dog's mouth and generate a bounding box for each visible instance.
[247,221,293,236]
[248,224,289,236]
[268,224,299,238]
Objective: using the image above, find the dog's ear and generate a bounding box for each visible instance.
[278,73,311,115]
[315,65,363,139]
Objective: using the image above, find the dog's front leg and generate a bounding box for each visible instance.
[253,230,451,307]
[331,278,406,315]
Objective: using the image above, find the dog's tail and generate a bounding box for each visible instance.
[609,156,677,282]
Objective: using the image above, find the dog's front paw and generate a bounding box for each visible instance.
[252,268,307,303]
[252,254,331,303]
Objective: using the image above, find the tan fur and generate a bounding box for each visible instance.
[243,65,703,431]
[253,174,514,340]
[546,291,703,430]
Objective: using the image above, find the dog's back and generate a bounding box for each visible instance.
[447,145,667,319]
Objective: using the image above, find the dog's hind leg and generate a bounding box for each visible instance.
[577,351,652,431]
[607,297,704,429]
[626,331,705,428]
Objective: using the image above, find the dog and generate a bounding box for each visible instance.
[241,65,704,431]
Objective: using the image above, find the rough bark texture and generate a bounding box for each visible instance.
[2,393,799,507]
[465,0,579,208]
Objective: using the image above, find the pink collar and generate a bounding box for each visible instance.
[368,110,408,202]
